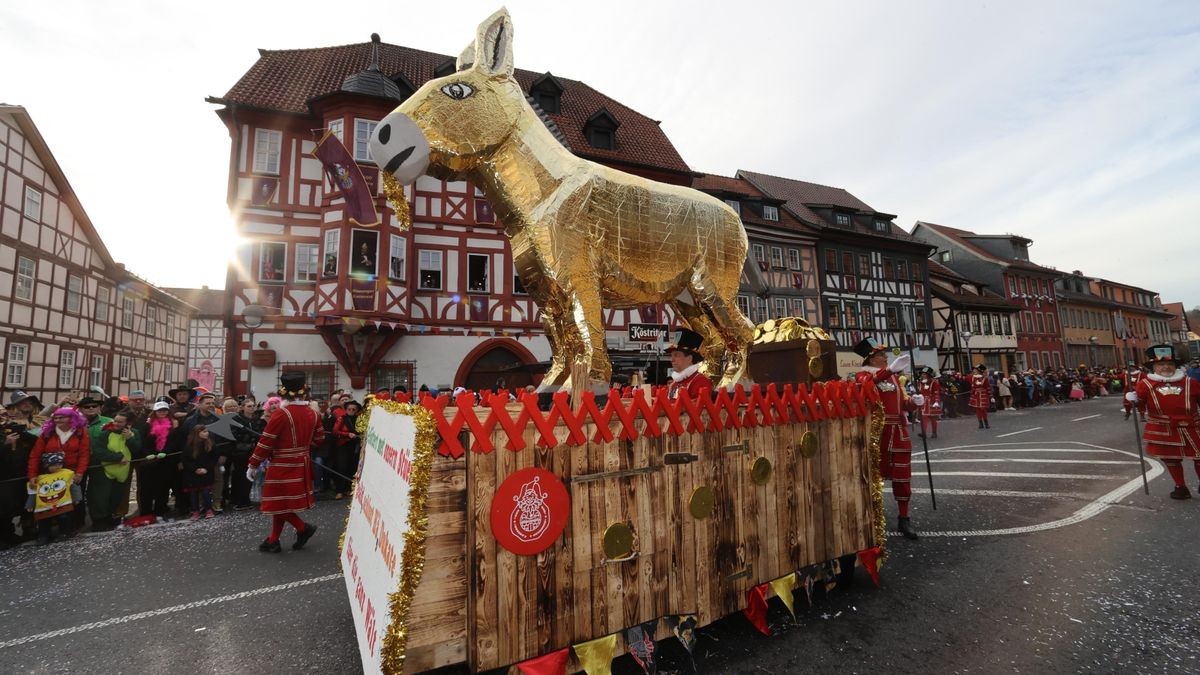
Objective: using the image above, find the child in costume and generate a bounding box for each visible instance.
[27,452,80,545]
[180,425,218,520]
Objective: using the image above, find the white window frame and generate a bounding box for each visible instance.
[873,220,889,232]
[15,256,35,301]
[23,185,42,220]
[66,275,82,313]
[773,297,787,318]
[512,262,527,295]
[119,355,131,381]
[769,246,784,268]
[752,243,765,262]
[388,235,406,281]
[724,199,741,216]
[95,285,110,322]
[143,360,153,385]
[323,229,340,278]
[418,249,443,291]
[787,248,801,270]
[146,305,158,337]
[258,242,287,283]
[5,343,27,387]
[762,205,779,221]
[327,119,344,142]
[467,253,490,294]
[736,295,750,317]
[59,350,76,389]
[122,297,135,329]
[90,354,105,388]
[295,243,319,283]
[253,129,282,174]
[791,298,805,316]
[354,119,378,162]
[835,213,851,227]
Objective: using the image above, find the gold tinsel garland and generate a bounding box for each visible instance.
[867,401,888,566]
[382,173,412,231]
[338,397,438,675]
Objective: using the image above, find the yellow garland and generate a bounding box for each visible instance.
[382,172,412,231]
[337,397,438,674]
[867,401,888,566]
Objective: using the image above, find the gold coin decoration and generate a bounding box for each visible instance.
[799,431,819,458]
[602,522,635,559]
[750,317,832,346]
[750,456,772,485]
[689,485,715,519]
[806,339,823,358]
[807,356,824,379]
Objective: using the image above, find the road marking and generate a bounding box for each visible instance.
[927,458,1136,465]
[1072,414,1103,422]
[927,471,1117,479]
[921,448,1112,455]
[887,488,1090,499]
[996,427,1043,438]
[912,442,1164,537]
[0,574,341,649]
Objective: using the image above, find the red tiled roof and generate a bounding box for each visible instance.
[692,173,764,197]
[927,259,971,283]
[163,287,226,316]
[916,221,1061,276]
[212,40,690,175]
[691,173,814,235]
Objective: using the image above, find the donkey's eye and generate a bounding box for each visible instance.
[440,82,474,100]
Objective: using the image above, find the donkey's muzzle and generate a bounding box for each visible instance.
[371,112,430,185]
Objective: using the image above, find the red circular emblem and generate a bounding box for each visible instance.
[490,467,569,556]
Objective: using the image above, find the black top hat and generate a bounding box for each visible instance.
[76,396,103,408]
[1144,344,1177,365]
[974,363,988,371]
[852,337,889,360]
[279,371,307,396]
[665,328,704,358]
[919,366,935,377]
[5,390,42,410]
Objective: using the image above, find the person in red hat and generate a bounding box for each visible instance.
[665,328,712,399]
[1130,345,1200,500]
[854,338,922,539]
[968,364,993,429]
[246,371,324,552]
[1116,362,1146,421]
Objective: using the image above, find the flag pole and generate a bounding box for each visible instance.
[1123,335,1151,495]
[902,310,937,509]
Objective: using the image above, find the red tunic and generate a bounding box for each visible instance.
[968,373,992,410]
[668,369,712,399]
[1135,372,1200,458]
[918,379,942,418]
[249,402,325,514]
[856,367,917,480]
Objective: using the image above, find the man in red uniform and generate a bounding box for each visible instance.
[917,367,943,439]
[1117,362,1146,421]
[854,338,922,539]
[1130,345,1200,500]
[969,363,993,429]
[247,371,324,552]
[666,328,713,399]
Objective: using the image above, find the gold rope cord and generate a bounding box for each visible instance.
[868,400,888,566]
[382,172,412,231]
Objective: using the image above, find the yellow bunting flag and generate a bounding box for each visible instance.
[573,634,617,675]
[770,572,798,620]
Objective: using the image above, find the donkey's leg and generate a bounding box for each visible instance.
[699,290,755,387]
[564,284,613,392]
[671,300,726,380]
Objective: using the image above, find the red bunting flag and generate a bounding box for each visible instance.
[744,582,770,636]
[312,132,380,226]
[517,647,570,675]
[858,546,882,587]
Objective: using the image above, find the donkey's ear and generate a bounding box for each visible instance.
[472,7,514,77]
[456,42,475,71]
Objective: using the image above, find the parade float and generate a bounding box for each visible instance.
[339,10,885,674]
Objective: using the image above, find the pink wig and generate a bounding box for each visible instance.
[265,396,282,411]
[41,407,87,437]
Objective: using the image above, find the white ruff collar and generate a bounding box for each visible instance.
[1148,369,1184,383]
[861,366,881,374]
[671,363,701,383]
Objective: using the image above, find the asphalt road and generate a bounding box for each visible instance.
[2,394,1197,674]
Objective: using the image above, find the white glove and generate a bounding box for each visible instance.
[246,466,258,482]
[911,394,926,407]
[888,354,911,374]
[1124,392,1137,403]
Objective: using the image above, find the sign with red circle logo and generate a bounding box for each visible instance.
[490,467,570,556]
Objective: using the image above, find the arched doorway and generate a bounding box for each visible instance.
[454,338,539,393]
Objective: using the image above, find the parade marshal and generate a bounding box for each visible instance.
[665,328,712,399]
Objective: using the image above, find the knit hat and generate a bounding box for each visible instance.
[41,452,65,470]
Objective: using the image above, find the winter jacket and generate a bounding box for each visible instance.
[27,429,90,482]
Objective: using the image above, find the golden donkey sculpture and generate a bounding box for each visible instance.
[371,8,753,391]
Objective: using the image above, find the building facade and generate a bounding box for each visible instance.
[927,261,1017,372]
[0,105,193,405]
[208,37,705,399]
[1161,301,1193,361]
[1089,277,1172,366]
[1055,271,1119,368]
[739,172,935,375]
[164,286,228,396]
[911,222,1064,372]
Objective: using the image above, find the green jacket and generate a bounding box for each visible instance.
[85,415,114,473]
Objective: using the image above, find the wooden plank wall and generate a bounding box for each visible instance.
[404,408,876,672]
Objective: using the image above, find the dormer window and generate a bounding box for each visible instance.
[725,199,741,216]
[584,108,620,150]
[529,72,564,114]
[391,74,416,101]
[835,213,851,227]
[872,220,889,233]
[762,205,779,221]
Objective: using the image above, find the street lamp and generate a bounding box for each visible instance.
[960,330,973,371]
[1088,335,1098,368]
[241,304,266,396]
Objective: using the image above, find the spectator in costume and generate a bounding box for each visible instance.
[1130,345,1200,500]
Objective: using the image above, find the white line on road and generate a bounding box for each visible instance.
[0,574,341,650]
[928,471,1117,480]
[886,488,1090,499]
[1071,414,1103,422]
[920,448,1113,455]
[996,427,1043,438]
[927,458,1137,465]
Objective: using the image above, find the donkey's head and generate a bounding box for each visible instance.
[372,8,523,182]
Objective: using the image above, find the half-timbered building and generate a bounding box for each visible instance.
[692,174,820,326]
[163,286,228,396]
[927,260,1017,372]
[911,222,1064,372]
[0,105,193,405]
[738,171,936,375]
[208,36,699,397]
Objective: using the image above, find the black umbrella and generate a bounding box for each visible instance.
[204,412,259,442]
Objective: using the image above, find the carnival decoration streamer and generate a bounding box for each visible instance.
[572,634,617,675]
[858,547,882,587]
[624,620,658,675]
[769,572,798,620]
[370,8,754,392]
[799,569,815,607]
[516,647,570,675]
[744,583,770,636]
[666,615,698,669]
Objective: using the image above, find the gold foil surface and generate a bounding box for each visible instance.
[383,8,753,389]
[381,172,412,231]
[601,522,635,560]
[339,397,438,674]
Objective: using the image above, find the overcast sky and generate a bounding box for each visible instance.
[3,0,1197,306]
